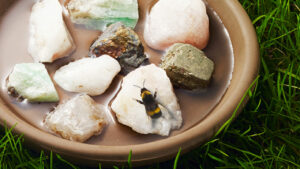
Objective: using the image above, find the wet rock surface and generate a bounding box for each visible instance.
[28,0,75,63]
[144,0,209,51]
[89,22,147,74]
[160,43,215,90]
[111,64,182,136]
[45,94,107,142]
[67,0,139,31]
[54,55,121,96]
[7,63,59,102]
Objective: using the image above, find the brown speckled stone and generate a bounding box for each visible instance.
[89,22,147,74]
[160,43,214,89]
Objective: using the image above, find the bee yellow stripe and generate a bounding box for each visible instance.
[154,107,161,113]
[148,107,161,116]
[141,90,151,98]
[148,111,155,116]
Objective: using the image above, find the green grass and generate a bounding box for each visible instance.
[1,0,300,168]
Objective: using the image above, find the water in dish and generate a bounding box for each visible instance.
[0,0,234,144]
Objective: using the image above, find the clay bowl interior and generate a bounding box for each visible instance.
[0,0,259,166]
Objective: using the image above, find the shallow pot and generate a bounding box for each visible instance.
[0,0,259,166]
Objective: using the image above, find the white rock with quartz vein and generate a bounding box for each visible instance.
[111,64,182,136]
[54,55,121,96]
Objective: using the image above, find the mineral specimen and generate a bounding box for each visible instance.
[28,0,75,63]
[89,22,147,74]
[144,0,209,50]
[67,0,139,31]
[53,55,121,96]
[111,64,182,136]
[7,63,59,102]
[160,43,214,89]
[45,94,107,142]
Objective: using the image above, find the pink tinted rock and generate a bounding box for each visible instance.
[144,0,209,51]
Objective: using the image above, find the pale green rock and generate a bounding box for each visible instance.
[7,63,59,102]
[67,0,139,31]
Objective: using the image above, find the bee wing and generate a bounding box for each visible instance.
[155,97,176,119]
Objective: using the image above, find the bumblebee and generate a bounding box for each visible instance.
[134,82,162,119]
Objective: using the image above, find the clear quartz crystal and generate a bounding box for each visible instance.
[45,94,107,142]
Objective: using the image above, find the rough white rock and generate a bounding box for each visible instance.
[28,0,75,63]
[45,94,107,142]
[54,55,121,96]
[144,0,209,50]
[111,64,182,136]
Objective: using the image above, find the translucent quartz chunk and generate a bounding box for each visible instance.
[45,94,107,142]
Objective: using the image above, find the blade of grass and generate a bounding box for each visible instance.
[173,148,181,169]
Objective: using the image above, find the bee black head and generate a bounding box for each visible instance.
[141,88,148,93]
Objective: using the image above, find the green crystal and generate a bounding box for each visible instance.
[67,0,139,31]
[7,63,59,102]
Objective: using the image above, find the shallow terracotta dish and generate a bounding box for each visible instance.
[0,0,259,166]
